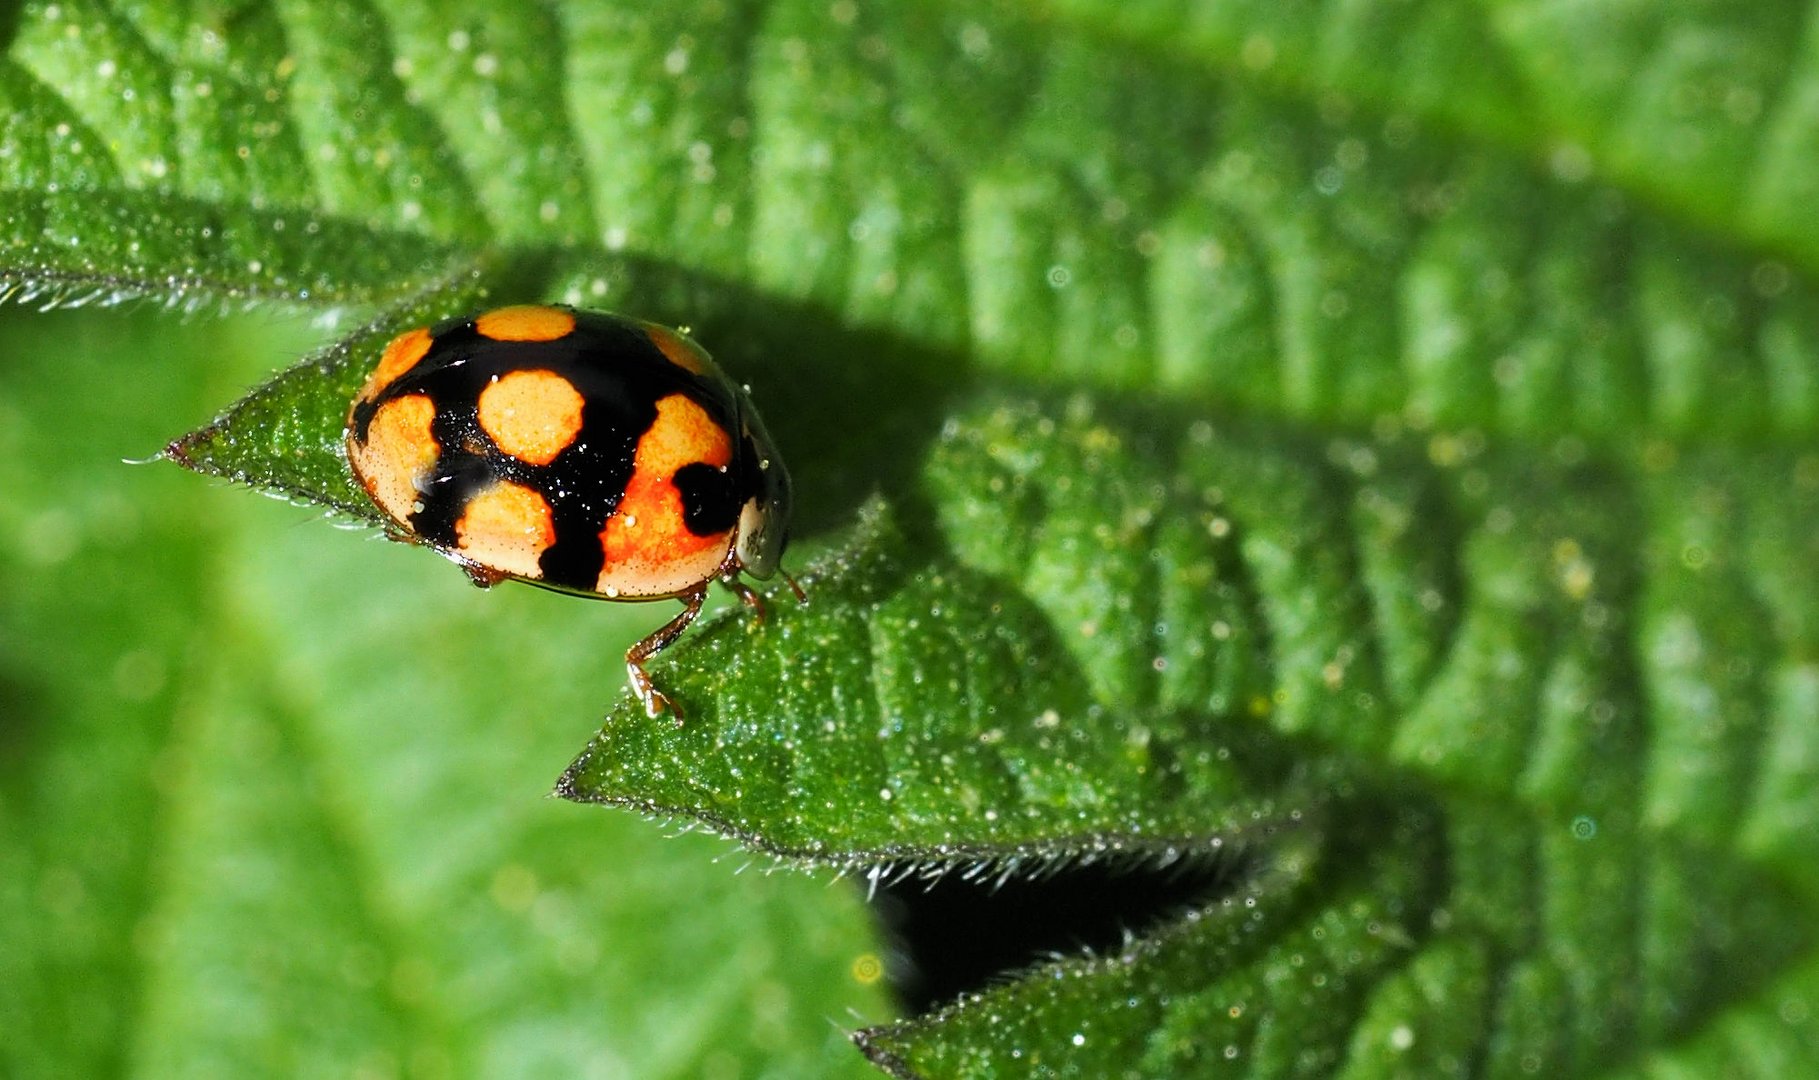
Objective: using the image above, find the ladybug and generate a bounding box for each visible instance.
[344,303,798,720]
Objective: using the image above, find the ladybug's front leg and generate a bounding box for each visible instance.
[626,584,709,724]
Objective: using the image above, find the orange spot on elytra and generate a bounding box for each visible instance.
[455,481,556,580]
[599,394,735,597]
[477,369,586,466]
[357,326,432,404]
[475,305,577,343]
[350,394,438,525]
[644,324,714,376]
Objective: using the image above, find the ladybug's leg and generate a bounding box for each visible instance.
[626,584,708,724]
[718,566,808,622]
[721,574,768,623]
[457,560,510,589]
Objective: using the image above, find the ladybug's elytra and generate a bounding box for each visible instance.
[344,304,798,720]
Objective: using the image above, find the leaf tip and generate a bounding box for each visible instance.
[159,432,199,470]
[850,1027,919,1080]
[550,748,595,803]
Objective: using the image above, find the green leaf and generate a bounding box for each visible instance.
[857,808,1432,1077]
[558,495,1320,864]
[6,0,1819,1077]
[562,396,1814,1073]
[1040,2,1819,282]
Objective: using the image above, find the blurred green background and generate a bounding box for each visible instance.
[0,305,891,1077]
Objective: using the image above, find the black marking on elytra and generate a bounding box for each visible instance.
[352,312,751,590]
[349,395,380,440]
[411,447,495,548]
[673,461,743,537]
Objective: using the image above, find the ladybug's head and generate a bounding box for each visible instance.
[733,406,792,580]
